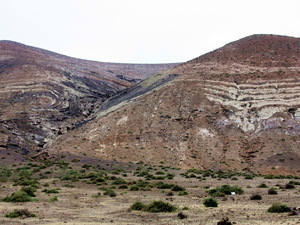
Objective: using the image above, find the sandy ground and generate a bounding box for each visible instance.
[0,166,299,225]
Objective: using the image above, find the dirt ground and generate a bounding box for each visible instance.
[0,162,299,225]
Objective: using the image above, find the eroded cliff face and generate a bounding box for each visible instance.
[0,41,178,157]
[50,35,300,175]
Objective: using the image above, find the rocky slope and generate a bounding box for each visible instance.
[50,34,300,175]
[0,41,178,157]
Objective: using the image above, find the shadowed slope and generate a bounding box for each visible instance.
[0,41,179,158]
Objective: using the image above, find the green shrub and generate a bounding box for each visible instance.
[91,193,101,198]
[244,175,253,179]
[49,196,58,202]
[203,197,218,207]
[258,183,268,188]
[118,184,128,189]
[250,194,262,200]
[130,201,146,211]
[288,180,300,185]
[171,185,185,192]
[178,191,188,196]
[21,186,37,197]
[0,165,12,182]
[166,191,174,196]
[2,190,32,202]
[285,183,295,189]
[177,211,188,219]
[14,178,39,187]
[155,182,173,189]
[156,171,165,175]
[267,203,291,213]
[103,189,116,197]
[268,188,278,195]
[208,185,244,197]
[111,178,127,185]
[5,209,36,218]
[143,200,177,213]
[129,185,139,191]
[42,188,59,194]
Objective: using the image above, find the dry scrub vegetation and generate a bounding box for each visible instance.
[0,157,299,224]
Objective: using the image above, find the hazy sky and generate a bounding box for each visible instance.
[1,0,299,63]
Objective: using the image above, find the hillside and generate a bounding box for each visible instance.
[0,41,178,158]
[50,34,300,175]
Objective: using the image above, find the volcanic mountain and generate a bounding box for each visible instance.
[50,34,300,175]
[0,40,178,158]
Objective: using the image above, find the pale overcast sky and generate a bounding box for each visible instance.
[1,0,299,63]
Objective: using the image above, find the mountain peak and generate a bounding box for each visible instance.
[194,34,300,67]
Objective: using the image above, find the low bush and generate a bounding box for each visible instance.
[21,186,37,197]
[250,194,262,200]
[2,190,32,202]
[268,188,278,195]
[5,209,36,218]
[284,183,295,189]
[166,191,174,196]
[103,189,116,197]
[130,201,146,211]
[130,200,177,213]
[91,192,101,198]
[208,185,244,197]
[111,178,127,185]
[203,197,218,207]
[13,178,39,187]
[244,175,253,179]
[177,211,188,219]
[178,191,188,196]
[267,203,291,213]
[155,182,173,189]
[0,165,12,182]
[258,183,268,188]
[42,188,59,194]
[143,200,177,213]
[118,184,128,189]
[129,185,139,191]
[171,185,185,192]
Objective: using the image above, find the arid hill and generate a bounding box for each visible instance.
[0,40,178,157]
[50,34,300,175]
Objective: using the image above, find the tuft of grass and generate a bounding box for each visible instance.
[49,196,58,202]
[91,192,101,198]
